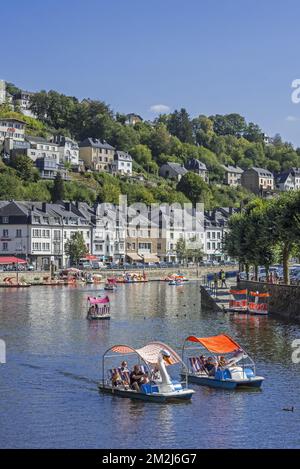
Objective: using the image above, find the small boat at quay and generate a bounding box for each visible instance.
[98,341,195,402]
[181,334,264,390]
[116,272,148,283]
[104,279,117,291]
[87,296,111,320]
[163,273,188,282]
[168,279,184,286]
[226,289,270,315]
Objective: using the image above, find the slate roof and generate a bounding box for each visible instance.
[185,158,207,171]
[78,138,115,150]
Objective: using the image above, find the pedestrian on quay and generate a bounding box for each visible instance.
[220,269,227,288]
[213,272,218,296]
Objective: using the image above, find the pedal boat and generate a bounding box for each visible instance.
[181,334,264,390]
[98,341,195,402]
[87,296,111,320]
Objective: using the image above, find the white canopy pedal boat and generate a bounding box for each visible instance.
[87,296,111,320]
[181,334,264,390]
[98,341,195,402]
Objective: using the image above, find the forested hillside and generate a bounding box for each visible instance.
[1,85,298,206]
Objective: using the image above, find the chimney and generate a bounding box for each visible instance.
[65,202,72,212]
[42,202,47,213]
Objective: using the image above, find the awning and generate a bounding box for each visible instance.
[142,255,160,263]
[85,255,98,260]
[186,334,241,354]
[108,341,182,365]
[88,296,110,304]
[126,253,143,261]
[0,256,27,265]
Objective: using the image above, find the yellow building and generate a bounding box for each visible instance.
[79,138,115,172]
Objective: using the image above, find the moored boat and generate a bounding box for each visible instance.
[99,341,194,402]
[247,291,269,315]
[87,296,111,320]
[225,289,270,315]
[181,334,264,389]
[104,278,117,291]
[227,289,248,313]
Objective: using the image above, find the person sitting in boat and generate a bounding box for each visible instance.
[120,361,129,372]
[119,361,130,386]
[130,365,149,391]
[111,369,122,387]
[218,356,227,368]
[204,357,217,376]
[199,355,207,371]
[151,365,161,381]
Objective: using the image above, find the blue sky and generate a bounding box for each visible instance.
[1,0,300,145]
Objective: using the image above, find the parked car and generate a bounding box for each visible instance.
[78,260,91,269]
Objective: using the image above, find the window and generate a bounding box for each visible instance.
[207,232,211,239]
[2,217,8,224]
[157,243,161,250]
[207,242,211,250]
[217,232,221,239]
[33,229,41,237]
[16,229,22,237]
[2,242,8,251]
[3,229,9,237]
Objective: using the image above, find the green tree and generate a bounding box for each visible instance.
[210,113,246,137]
[65,232,87,266]
[177,172,212,206]
[52,172,65,202]
[10,154,38,181]
[167,108,194,143]
[176,238,187,264]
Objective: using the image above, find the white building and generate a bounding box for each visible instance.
[222,165,244,186]
[91,203,126,262]
[13,91,36,118]
[53,136,80,167]
[111,151,132,175]
[277,168,300,191]
[0,201,92,270]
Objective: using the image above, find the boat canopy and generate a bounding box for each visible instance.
[105,341,182,365]
[248,291,270,298]
[185,334,242,354]
[88,296,110,304]
[229,289,247,295]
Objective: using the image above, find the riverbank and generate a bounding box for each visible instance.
[0,265,236,287]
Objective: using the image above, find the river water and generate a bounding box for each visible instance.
[0,282,299,449]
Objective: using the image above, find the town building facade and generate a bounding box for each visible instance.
[79,138,115,172]
[159,162,188,181]
[222,165,244,186]
[185,158,209,183]
[241,167,274,195]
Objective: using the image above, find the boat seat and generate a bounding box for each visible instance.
[189,356,205,373]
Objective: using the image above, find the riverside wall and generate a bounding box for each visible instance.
[238,280,300,323]
[0,265,236,286]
